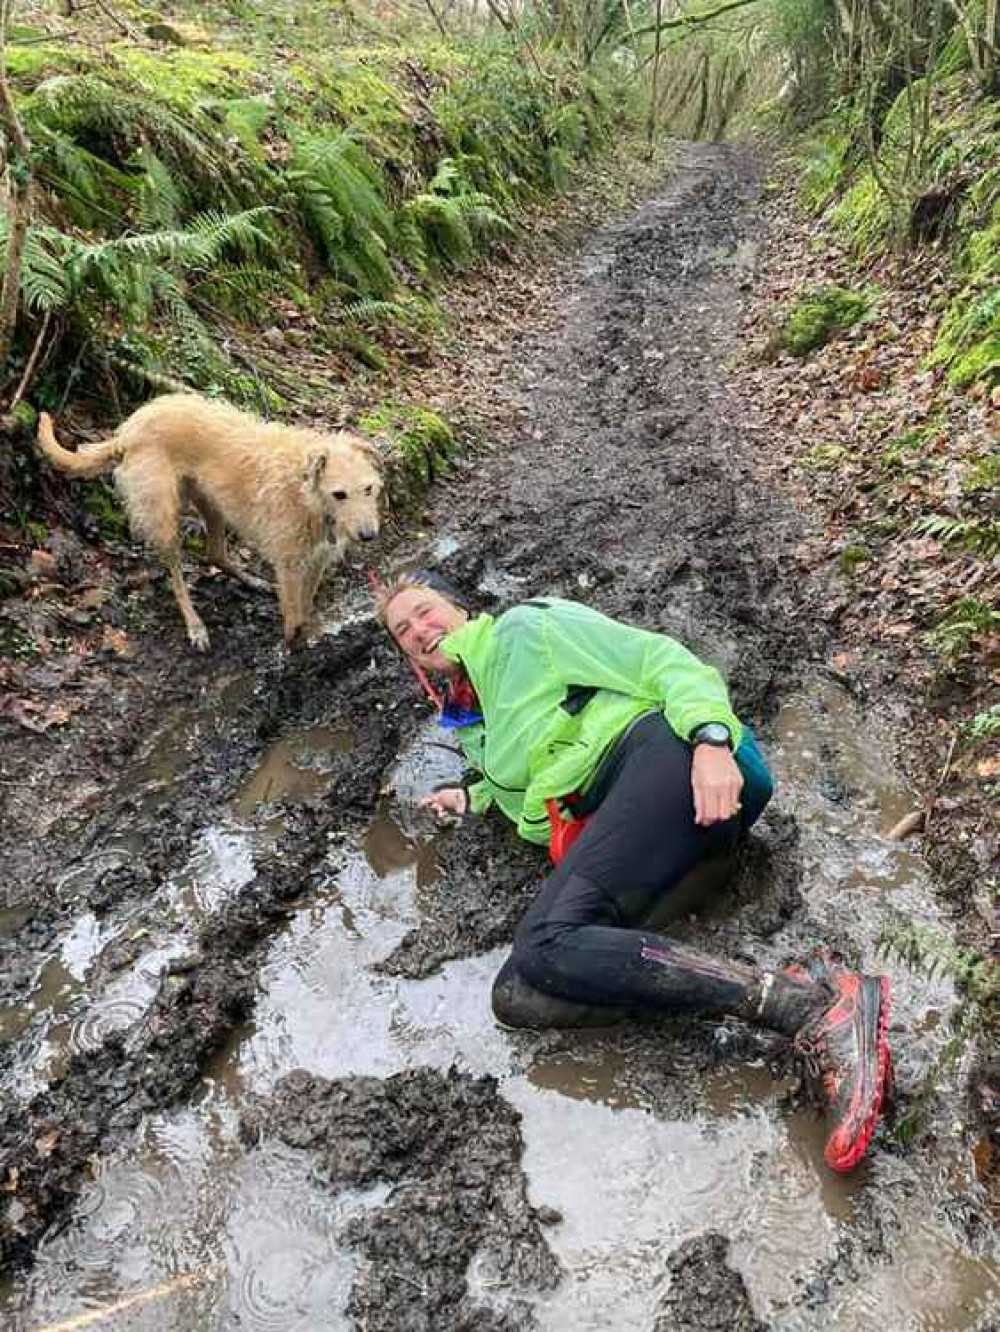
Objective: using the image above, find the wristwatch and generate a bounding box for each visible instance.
[690,722,732,750]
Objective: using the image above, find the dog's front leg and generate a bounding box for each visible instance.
[276,564,310,651]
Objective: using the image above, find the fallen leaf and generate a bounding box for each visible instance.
[0,696,72,732]
[28,549,57,576]
[101,626,135,658]
[77,586,111,611]
[35,1129,59,1159]
[887,810,926,841]
[974,758,1000,780]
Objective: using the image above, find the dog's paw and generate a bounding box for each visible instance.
[188,622,211,652]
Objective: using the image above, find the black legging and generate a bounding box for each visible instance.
[501,712,767,1020]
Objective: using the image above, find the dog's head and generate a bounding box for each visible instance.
[305,432,383,547]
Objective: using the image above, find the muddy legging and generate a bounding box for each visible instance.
[497,712,765,1023]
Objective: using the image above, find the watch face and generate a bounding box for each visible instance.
[695,723,731,745]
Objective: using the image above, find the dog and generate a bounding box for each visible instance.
[37,393,382,650]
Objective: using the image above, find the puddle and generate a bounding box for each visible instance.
[2,1090,388,1332]
[230,725,353,821]
[1,721,356,1102]
[4,681,998,1329]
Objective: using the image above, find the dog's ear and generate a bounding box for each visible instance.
[305,450,328,489]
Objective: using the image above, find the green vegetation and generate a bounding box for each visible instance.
[961,704,1000,742]
[0,11,625,426]
[358,402,457,491]
[879,909,1000,1144]
[778,284,873,356]
[925,595,1000,664]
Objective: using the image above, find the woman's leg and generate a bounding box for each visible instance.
[498,714,893,1174]
[508,714,816,1031]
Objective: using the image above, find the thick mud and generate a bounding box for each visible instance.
[2,143,998,1330]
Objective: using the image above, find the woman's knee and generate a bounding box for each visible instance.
[491,953,556,1028]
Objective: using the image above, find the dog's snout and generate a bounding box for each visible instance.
[359,528,378,542]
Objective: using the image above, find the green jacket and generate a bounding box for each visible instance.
[440,597,745,846]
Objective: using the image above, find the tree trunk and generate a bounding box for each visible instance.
[0,3,33,396]
[646,0,664,148]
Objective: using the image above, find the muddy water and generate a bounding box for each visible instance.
[5,689,999,1332]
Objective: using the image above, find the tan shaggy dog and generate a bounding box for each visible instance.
[37,394,383,651]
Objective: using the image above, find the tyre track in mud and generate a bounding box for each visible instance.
[0,142,870,1323]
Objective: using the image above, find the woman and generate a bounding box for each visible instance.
[380,572,893,1173]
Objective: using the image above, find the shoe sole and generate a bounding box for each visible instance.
[825,975,892,1173]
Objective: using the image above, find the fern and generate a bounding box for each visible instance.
[287,129,396,295]
[402,190,510,273]
[338,297,411,328]
[914,513,1000,557]
[136,145,186,230]
[877,912,999,1144]
[192,263,307,319]
[925,595,1000,661]
[25,74,256,213]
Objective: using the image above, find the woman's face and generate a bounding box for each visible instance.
[385,586,468,675]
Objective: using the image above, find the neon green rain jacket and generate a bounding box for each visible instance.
[439,597,745,847]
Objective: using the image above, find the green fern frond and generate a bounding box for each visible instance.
[135,145,185,230]
[914,514,1000,557]
[0,217,74,314]
[338,298,410,327]
[192,262,307,316]
[287,128,396,295]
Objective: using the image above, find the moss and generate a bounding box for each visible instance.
[115,45,258,101]
[840,544,872,575]
[359,402,456,488]
[963,453,1000,495]
[801,442,849,469]
[946,336,1000,388]
[830,170,892,254]
[778,284,874,356]
[930,218,1000,388]
[83,481,131,541]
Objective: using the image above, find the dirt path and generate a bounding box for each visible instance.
[2,142,998,1331]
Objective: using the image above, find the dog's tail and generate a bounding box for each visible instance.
[36,413,124,479]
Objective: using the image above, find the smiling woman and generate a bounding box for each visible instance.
[376,570,895,1175]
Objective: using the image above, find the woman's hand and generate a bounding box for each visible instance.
[421,787,468,820]
[691,746,744,826]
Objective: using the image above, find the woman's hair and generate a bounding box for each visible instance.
[375,569,468,627]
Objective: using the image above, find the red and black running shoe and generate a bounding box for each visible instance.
[794,965,892,1173]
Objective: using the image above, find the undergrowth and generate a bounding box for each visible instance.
[0,24,624,430]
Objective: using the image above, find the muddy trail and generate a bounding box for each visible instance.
[2,143,999,1330]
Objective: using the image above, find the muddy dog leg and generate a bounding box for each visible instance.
[119,455,212,651]
[301,548,334,629]
[198,498,272,594]
[276,564,311,650]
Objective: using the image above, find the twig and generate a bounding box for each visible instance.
[32,1264,226,1331]
[8,309,52,410]
[924,729,958,834]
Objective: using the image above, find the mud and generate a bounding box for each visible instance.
[241,1067,559,1330]
[2,142,998,1329]
[655,1232,766,1331]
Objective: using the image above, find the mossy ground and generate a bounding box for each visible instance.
[777,283,873,355]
